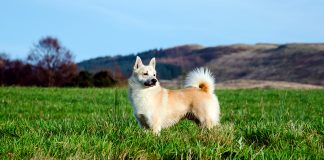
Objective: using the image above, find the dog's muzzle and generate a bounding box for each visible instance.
[144,79,157,87]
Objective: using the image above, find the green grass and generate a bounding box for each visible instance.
[0,87,323,159]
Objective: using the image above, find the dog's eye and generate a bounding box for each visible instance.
[153,74,156,76]
[144,73,148,76]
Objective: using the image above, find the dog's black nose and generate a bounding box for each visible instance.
[151,79,157,84]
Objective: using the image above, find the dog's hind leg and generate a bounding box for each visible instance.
[193,101,220,129]
[204,117,217,129]
[203,109,220,129]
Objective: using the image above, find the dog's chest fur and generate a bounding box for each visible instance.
[128,87,164,128]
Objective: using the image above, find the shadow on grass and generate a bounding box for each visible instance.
[0,129,20,138]
[242,127,272,148]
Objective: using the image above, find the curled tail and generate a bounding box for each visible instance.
[184,68,215,94]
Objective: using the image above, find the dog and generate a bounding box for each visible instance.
[128,56,220,135]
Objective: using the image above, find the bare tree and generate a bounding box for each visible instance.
[0,53,9,60]
[0,53,8,85]
[27,36,77,86]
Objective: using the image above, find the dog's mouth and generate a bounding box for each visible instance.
[144,82,156,87]
[144,81,157,87]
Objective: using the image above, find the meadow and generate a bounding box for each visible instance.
[0,87,323,159]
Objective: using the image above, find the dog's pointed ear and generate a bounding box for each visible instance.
[149,57,156,69]
[134,56,143,70]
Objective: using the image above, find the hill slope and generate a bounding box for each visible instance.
[77,43,324,85]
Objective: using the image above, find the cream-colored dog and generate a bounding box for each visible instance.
[128,56,220,135]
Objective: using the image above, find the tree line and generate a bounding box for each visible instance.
[0,36,121,87]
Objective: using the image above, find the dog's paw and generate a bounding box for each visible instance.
[153,131,161,136]
[152,128,161,136]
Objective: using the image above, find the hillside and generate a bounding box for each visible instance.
[77,43,324,86]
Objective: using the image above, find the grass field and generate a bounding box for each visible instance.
[0,87,323,159]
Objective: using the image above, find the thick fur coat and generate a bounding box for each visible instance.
[128,56,220,135]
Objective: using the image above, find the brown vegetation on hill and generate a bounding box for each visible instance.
[207,44,324,85]
[78,43,324,86]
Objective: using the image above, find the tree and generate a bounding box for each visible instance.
[2,60,26,85]
[0,54,36,86]
[93,70,117,87]
[27,36,77,86]
[73,71,94,87]
[0,53,9,60]
[0,55,8,85]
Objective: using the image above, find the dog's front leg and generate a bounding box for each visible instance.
[152,125,161,136]
[151,116,161,136]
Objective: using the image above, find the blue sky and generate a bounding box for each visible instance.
[1,0,324,62]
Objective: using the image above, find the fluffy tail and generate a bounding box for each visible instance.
[184,68,215,94]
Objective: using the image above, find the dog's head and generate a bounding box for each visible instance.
[130,56,158,88]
